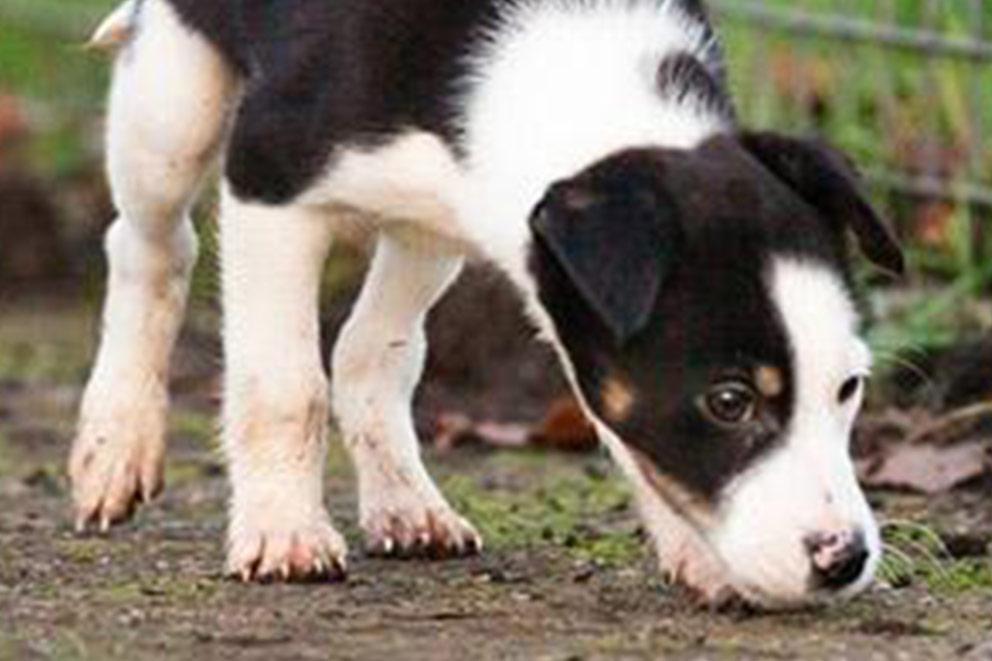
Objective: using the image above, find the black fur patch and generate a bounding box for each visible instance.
[675,0,730,91]
[528,138,862,501]
[740,131,905,275]
[677,0,709,22]
[166,0,251,73]
[161,0,727,204]
[656,51,736,122]
[166,0,502,203]
[530,166,683,345]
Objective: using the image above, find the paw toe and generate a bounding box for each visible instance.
[226,521,348,583]
[365,507,481,559]
[69,430,164,534]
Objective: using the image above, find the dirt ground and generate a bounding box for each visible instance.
[2,287,991,661]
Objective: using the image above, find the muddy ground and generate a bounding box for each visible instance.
[1,283,991,660]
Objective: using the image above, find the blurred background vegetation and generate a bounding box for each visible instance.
[0,0,990,361]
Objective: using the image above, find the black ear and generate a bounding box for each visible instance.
[529,176,681,345]
[740,131,905,276]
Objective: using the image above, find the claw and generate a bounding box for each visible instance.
[364,505,482,559]
[225,513,348,584]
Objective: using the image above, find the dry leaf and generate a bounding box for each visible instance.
[860,439,991,494]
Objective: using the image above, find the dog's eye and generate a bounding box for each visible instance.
[703,382,757,425]
[837,376,865,404]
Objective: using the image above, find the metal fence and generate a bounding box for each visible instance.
[711,0,992,265]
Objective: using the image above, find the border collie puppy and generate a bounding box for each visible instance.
[73,0,903,608]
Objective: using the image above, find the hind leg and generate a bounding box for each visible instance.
[332,234,481,557]
[70,0,236,531]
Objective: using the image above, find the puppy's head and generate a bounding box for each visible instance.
[528,134,903,608]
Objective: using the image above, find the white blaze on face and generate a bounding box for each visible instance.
[709,257,880,606]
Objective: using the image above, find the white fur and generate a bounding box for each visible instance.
[70,0,236,531]
[219,189,347,580]
[594,421,737,604]
[331,235,481,554]
[300,132,471,251]
[459,0,726,287]
[588,258,878,607]
[88,0,139,50]
[709,258,879,606]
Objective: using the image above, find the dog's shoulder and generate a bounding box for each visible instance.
[162,0,503,203]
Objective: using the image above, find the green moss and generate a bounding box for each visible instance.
[58,539,103,565]
[49,630,93,661]
[171,411,217,446]
[0,634,29,661]
[325,433,354,479]
[164,460,213,488]
[0,435,10,477]
[97,581,145,604]
[0,336,91,385]
[934,558,992,593]
[571,534,644,567]
[443,467,644,566]
[132,575,220,604]
[879,521,992,594]
[0,303,95,386]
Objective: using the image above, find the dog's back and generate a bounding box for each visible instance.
[101,0,723,206]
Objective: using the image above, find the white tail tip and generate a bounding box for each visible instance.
[87,0,138,52]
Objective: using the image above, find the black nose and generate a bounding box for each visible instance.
[806,529,869,590]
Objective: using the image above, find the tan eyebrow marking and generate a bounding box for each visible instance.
[755,366,784,398]
[601,374,636,421]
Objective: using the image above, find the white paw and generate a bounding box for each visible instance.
[226,507,348,582]
[361,488,481,559]
[69,396,167,533]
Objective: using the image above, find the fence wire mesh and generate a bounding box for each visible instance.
[712,0,992,268]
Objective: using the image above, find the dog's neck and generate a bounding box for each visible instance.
[456,0,730,287]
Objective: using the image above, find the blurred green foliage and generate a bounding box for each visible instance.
[718,0,992,353]
[1,0,990,355]
[0,0,111,175]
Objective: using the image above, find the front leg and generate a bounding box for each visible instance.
[220,191,346,581]
[332,235,481,557]
[642,496,739,607]
[595,423,738,606]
